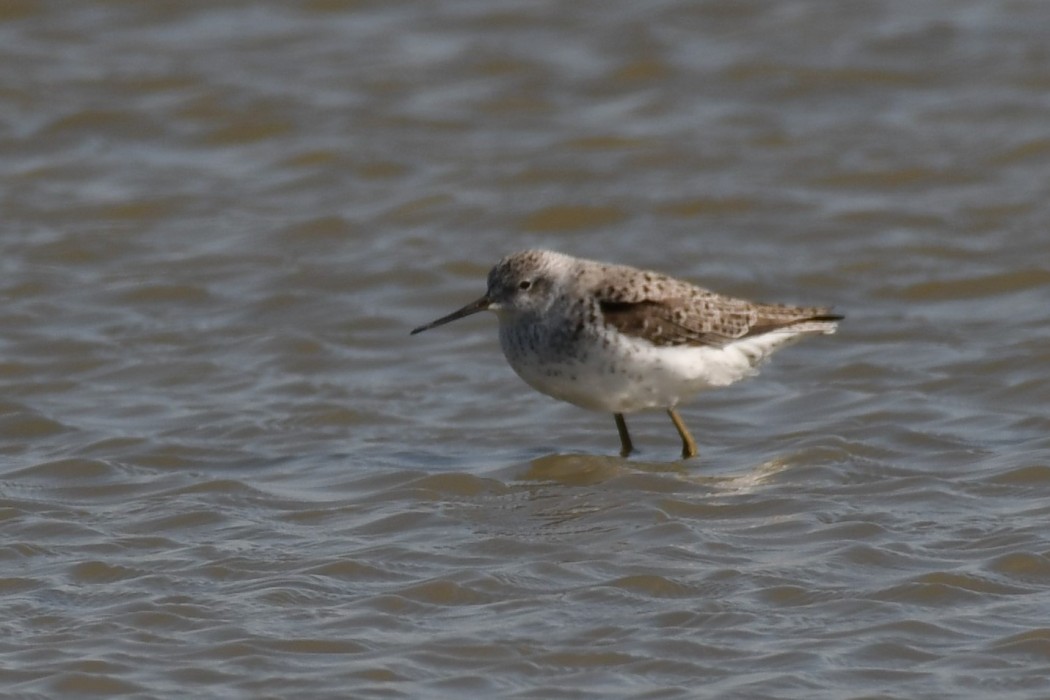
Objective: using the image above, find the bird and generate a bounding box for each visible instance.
[411,249,842,458]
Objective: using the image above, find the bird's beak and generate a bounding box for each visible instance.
[410,295,492,335]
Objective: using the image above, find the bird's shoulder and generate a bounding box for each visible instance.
[577,265,746,346]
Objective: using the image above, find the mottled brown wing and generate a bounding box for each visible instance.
[588,263,840,347]
[599,297,752,347]
[600,295,842,347]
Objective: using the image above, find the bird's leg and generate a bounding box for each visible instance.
[667,408,698,459]
[613,413,634,457]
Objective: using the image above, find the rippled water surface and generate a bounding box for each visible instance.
[2,1,1050,698]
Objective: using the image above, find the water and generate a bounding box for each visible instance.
[2,1,1049,697]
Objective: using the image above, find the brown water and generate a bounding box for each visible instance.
[2,1,1049,698]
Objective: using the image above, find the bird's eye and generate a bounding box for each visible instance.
[518,280,532,291]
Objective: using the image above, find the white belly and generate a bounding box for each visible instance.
[498,319,813,413]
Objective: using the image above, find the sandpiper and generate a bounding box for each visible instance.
[411,250,842,458]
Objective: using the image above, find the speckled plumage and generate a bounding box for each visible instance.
[411,249,842,458]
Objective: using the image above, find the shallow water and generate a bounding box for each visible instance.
[2,1,1050,698]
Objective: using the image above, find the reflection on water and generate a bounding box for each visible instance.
[517,453,687,484]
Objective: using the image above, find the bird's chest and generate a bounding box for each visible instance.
[496,304,633,411]
[498,307,584,369]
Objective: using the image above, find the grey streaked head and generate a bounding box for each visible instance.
[410,250,569,335]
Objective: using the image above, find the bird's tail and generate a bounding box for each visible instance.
[783,313,843,335]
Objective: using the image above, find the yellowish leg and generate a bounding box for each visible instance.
[667,408,698,459]
[613,413,634,457]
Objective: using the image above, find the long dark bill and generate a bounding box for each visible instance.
[410,296,491,335]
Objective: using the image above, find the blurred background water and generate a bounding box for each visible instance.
[1,1,1049,698]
